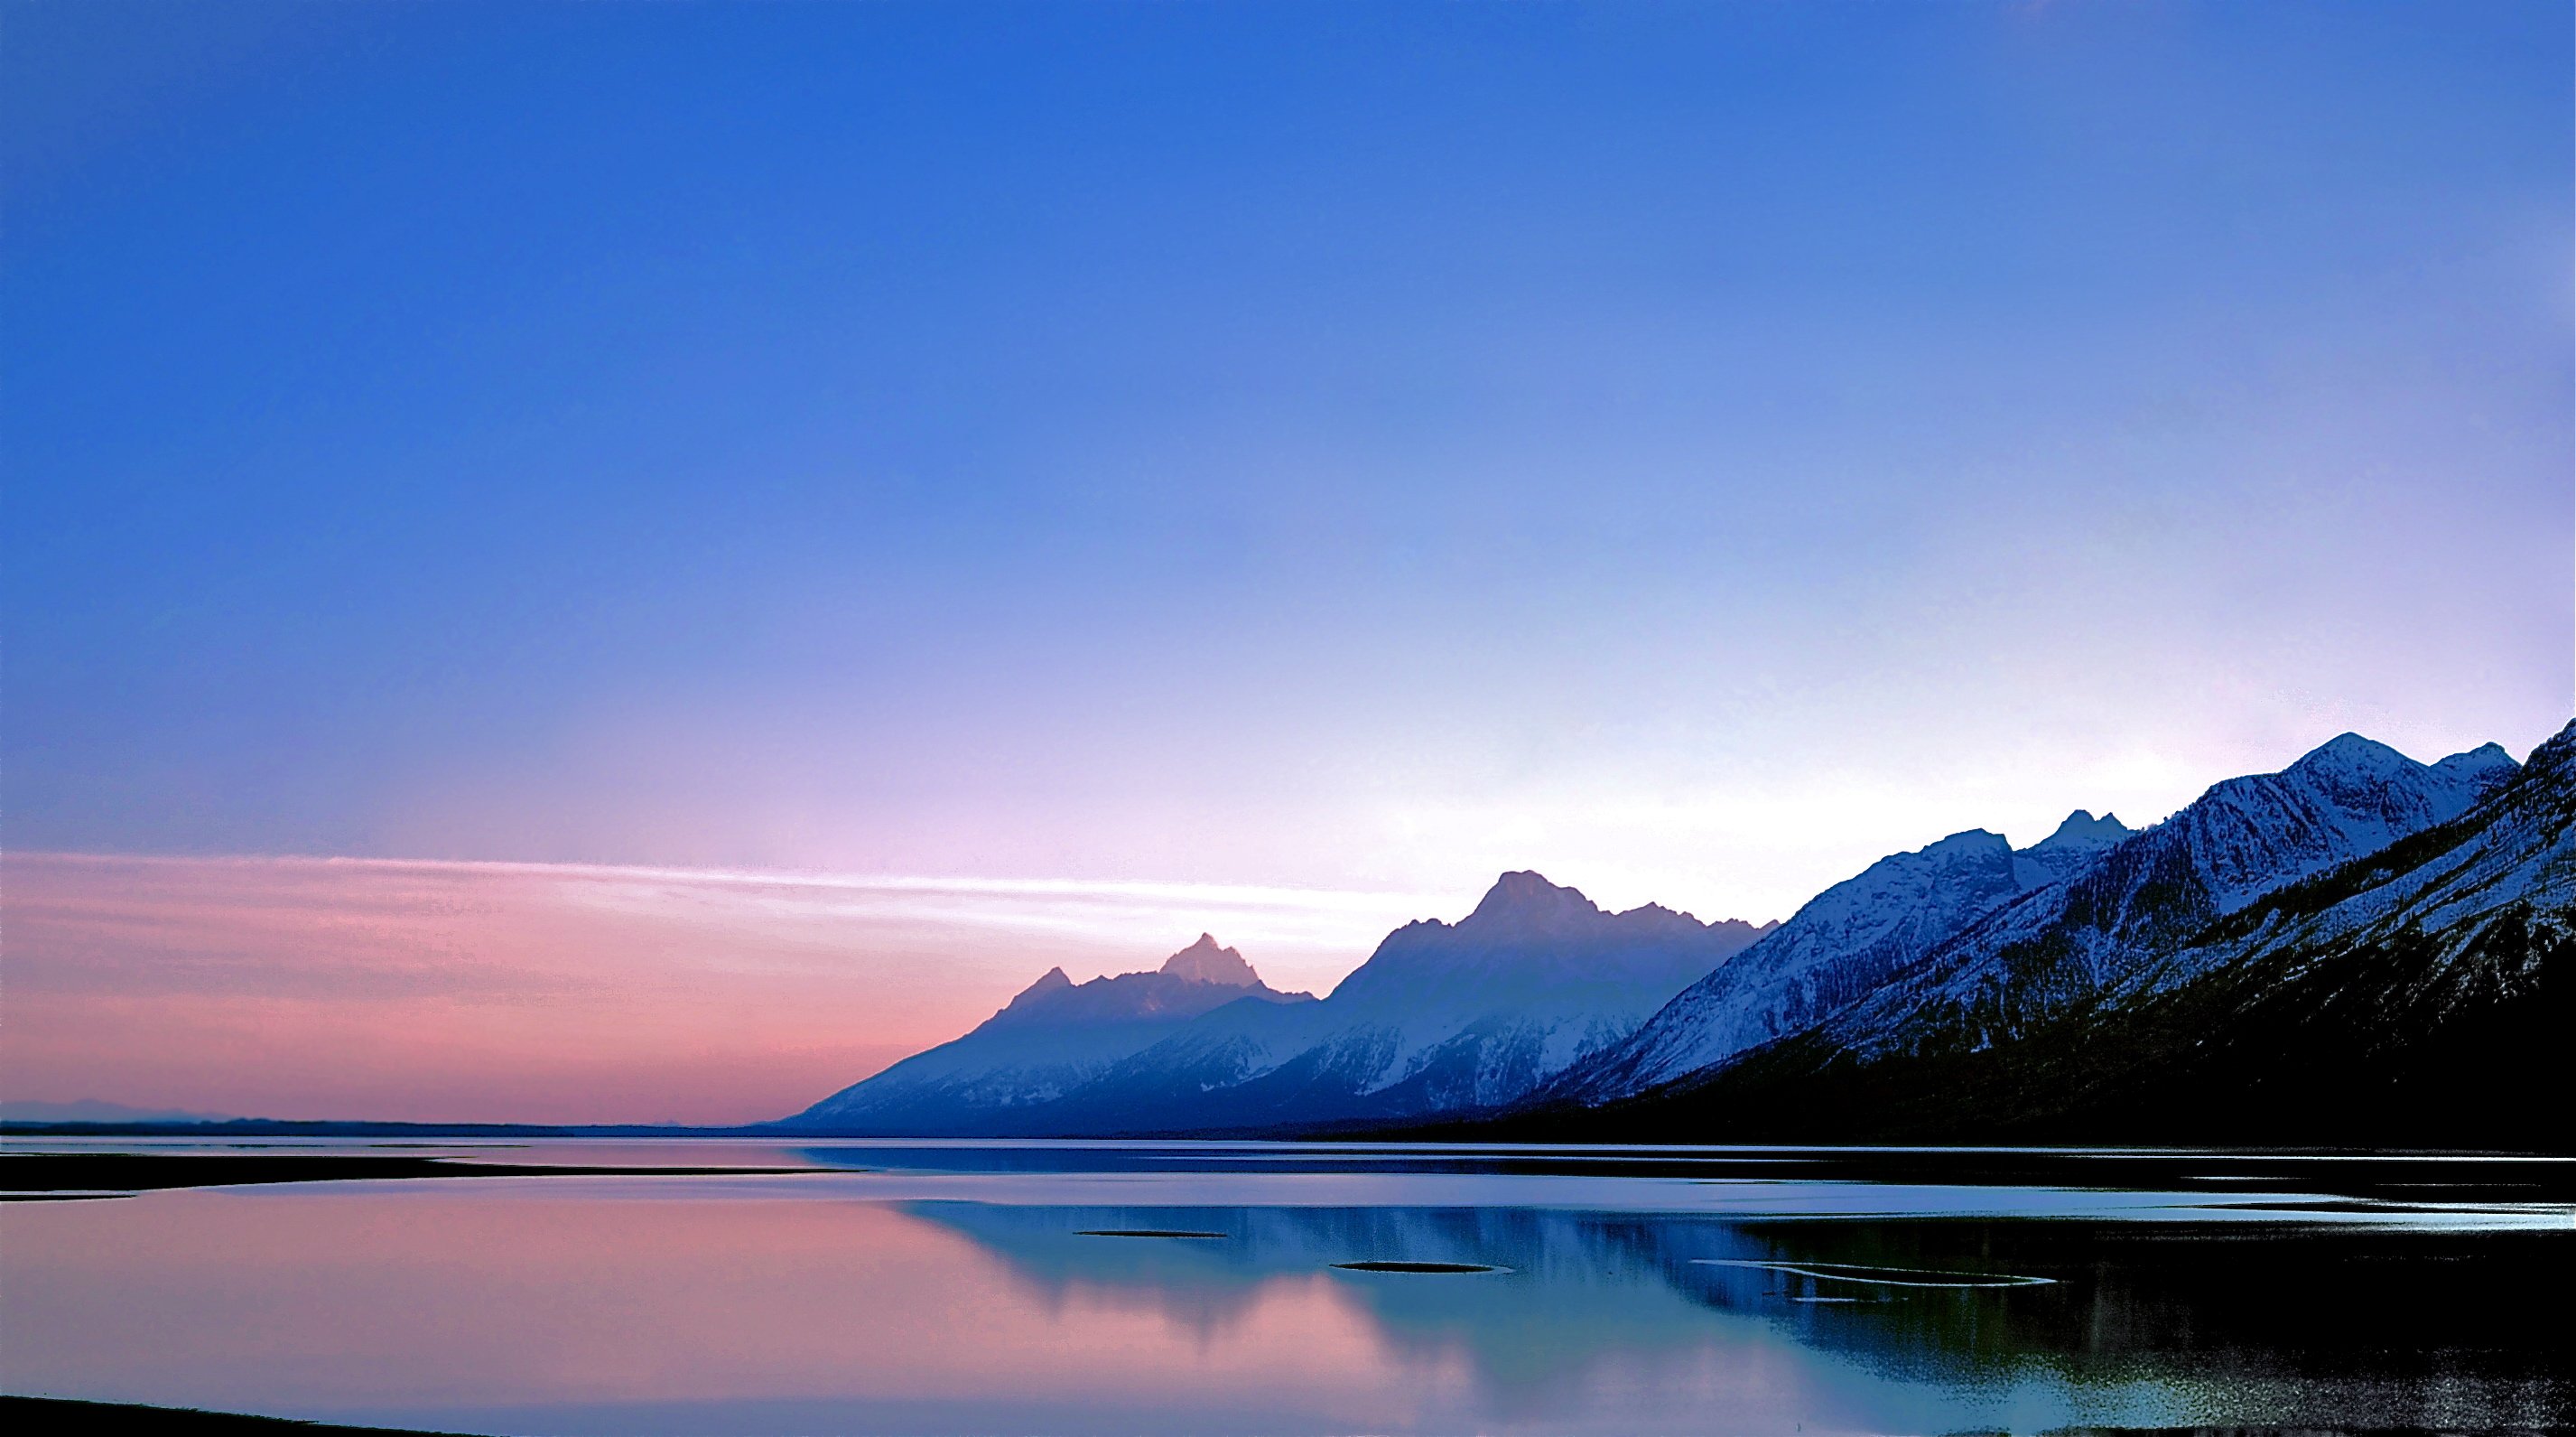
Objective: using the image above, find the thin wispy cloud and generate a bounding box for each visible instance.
[3,852,1447,1124]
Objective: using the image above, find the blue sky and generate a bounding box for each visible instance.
[7,0,2571,925]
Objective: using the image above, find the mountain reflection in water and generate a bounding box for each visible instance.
[0,1141,2568,1435]
[906,1199,2573,1433]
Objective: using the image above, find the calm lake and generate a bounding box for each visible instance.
[4,1139,2571,1434]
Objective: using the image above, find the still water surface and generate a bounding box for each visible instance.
[5,1140,2571,1434]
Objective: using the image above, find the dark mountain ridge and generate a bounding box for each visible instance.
[1818,732,2517,1063]
[789,724,2563,1149]
[1448,723,2571,1149]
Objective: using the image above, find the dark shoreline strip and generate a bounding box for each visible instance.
[0,1153,823,1194]
[0,1395,461,1433]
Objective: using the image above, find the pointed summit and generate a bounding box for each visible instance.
[1021,966,1073,996]
[999,966,1075,1014]
[2013,811,2134,885]
[2235,731,2516,842]
[1464,871,1604,932]
[1159,934,1260,988]
[2286,732,2413,784]
[2031,809,2134,854]
[2432,742,2519,798]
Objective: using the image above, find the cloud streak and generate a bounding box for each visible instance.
[2,852,1446,1124]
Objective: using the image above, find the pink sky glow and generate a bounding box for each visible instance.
[2,852,1445,1124]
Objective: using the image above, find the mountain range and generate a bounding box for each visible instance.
[1540,809,2135,1104]
[786,723,2569,1147]
[1493,728,2562,1148]
[796,935,1316,1134]
[794,880,1771,1134]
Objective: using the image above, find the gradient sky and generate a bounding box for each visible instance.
[5,1,2569,1120]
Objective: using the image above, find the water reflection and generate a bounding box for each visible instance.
[0,1143,2569,1434]
[906,1199,2576,1432]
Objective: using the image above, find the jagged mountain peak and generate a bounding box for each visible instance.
[2259,731,2521,804]
[1160,933,1260,988]
[2277,736,2452,818]
[1611,900,1726,932]
[2432,741,2521,790]
[1799,724,2550,1069]
[1541,824,2046,1102]
[800,720,2575,1138]
[1465,870,1606,931]
[2029,809,2133,854]
[1925,828,2011,854]
[1009,967,1074,1006]
[1599,716,2576,1146]
[793,936,1315,1132]
[2284,731,2414,784]
[2155,731,2498,876]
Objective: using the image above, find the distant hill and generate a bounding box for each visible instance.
[3,1099,234,1124]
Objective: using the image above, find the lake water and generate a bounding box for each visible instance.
[4,1139,2571,1434]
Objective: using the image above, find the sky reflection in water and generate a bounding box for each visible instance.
[3,1142,2570,1434]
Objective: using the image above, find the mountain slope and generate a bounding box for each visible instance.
[1494,724,2565,1147]
[791,936,1314,1133]
[1096,872,1775,1129]
[1549,812,2135,1103]
[1822,733,2517,1061]
[802,873,1772,1135]
[2013,808,2135,884]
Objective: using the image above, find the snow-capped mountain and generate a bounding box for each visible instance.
[791,935,1316,1133]
[2013,808,2135,883]
[789,724,2554,1146]
[1138,872,1772,1124]
[1548,814,2133,1103]
[1536,722,2570,1146]
[792,873,1770,1134]
[1551,733,2514,1113]
[1819,732,2518,1061]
